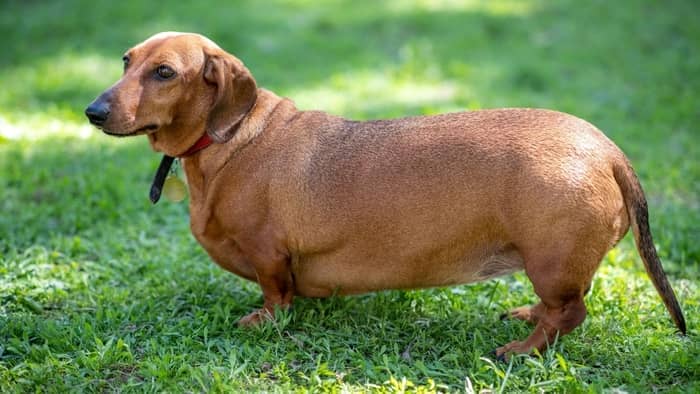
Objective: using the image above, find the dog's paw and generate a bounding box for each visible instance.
[495,339,538,362]
[237,309,272,327]
[494,340,529,362]
[501,305,539,324]
[490,349,508,363]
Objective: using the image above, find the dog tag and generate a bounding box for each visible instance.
[162,174,188,202]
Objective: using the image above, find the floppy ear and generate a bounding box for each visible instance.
[203,54,257,142]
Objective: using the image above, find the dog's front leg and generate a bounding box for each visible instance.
[237,248,295,327]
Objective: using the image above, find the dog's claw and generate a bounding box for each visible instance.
[491,349,508,363]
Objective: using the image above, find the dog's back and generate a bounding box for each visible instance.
[269,108,627,297]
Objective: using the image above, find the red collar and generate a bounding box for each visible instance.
[178,134,214,157]
[150,133,214,204]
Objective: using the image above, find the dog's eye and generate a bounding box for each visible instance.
[155,65,176,80]
[122,56,130,70]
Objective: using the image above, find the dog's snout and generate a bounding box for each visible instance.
[85,100,111,126]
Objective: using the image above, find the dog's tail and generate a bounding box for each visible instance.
[613,158,686,334]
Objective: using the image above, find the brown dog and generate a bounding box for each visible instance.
[86,32,686,358]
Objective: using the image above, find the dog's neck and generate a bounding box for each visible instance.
[178,134,215,158]
[179,89,286,201]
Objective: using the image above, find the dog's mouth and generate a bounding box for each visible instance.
[102,124,159,137]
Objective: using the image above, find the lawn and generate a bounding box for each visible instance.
[1,0,698,392]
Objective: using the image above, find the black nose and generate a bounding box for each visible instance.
[85,101,110,126]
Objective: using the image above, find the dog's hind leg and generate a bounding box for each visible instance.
[503,281,594,324]
[495,235,607,360]
[495,295,587,359]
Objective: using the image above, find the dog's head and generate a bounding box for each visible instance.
[85,32,257,155]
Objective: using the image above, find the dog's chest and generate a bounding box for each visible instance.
[188,199,257,281]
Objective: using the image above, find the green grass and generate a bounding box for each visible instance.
[1,0,699,392]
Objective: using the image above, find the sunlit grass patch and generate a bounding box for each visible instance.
[0,51,120,141]
[290,69,463,118]
[0,52,120,120]
[384,0,537,16]
[0,115,95,141]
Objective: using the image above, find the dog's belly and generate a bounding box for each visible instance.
[291,241,524,297]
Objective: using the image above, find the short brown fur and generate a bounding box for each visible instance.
[86,32,686,358]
